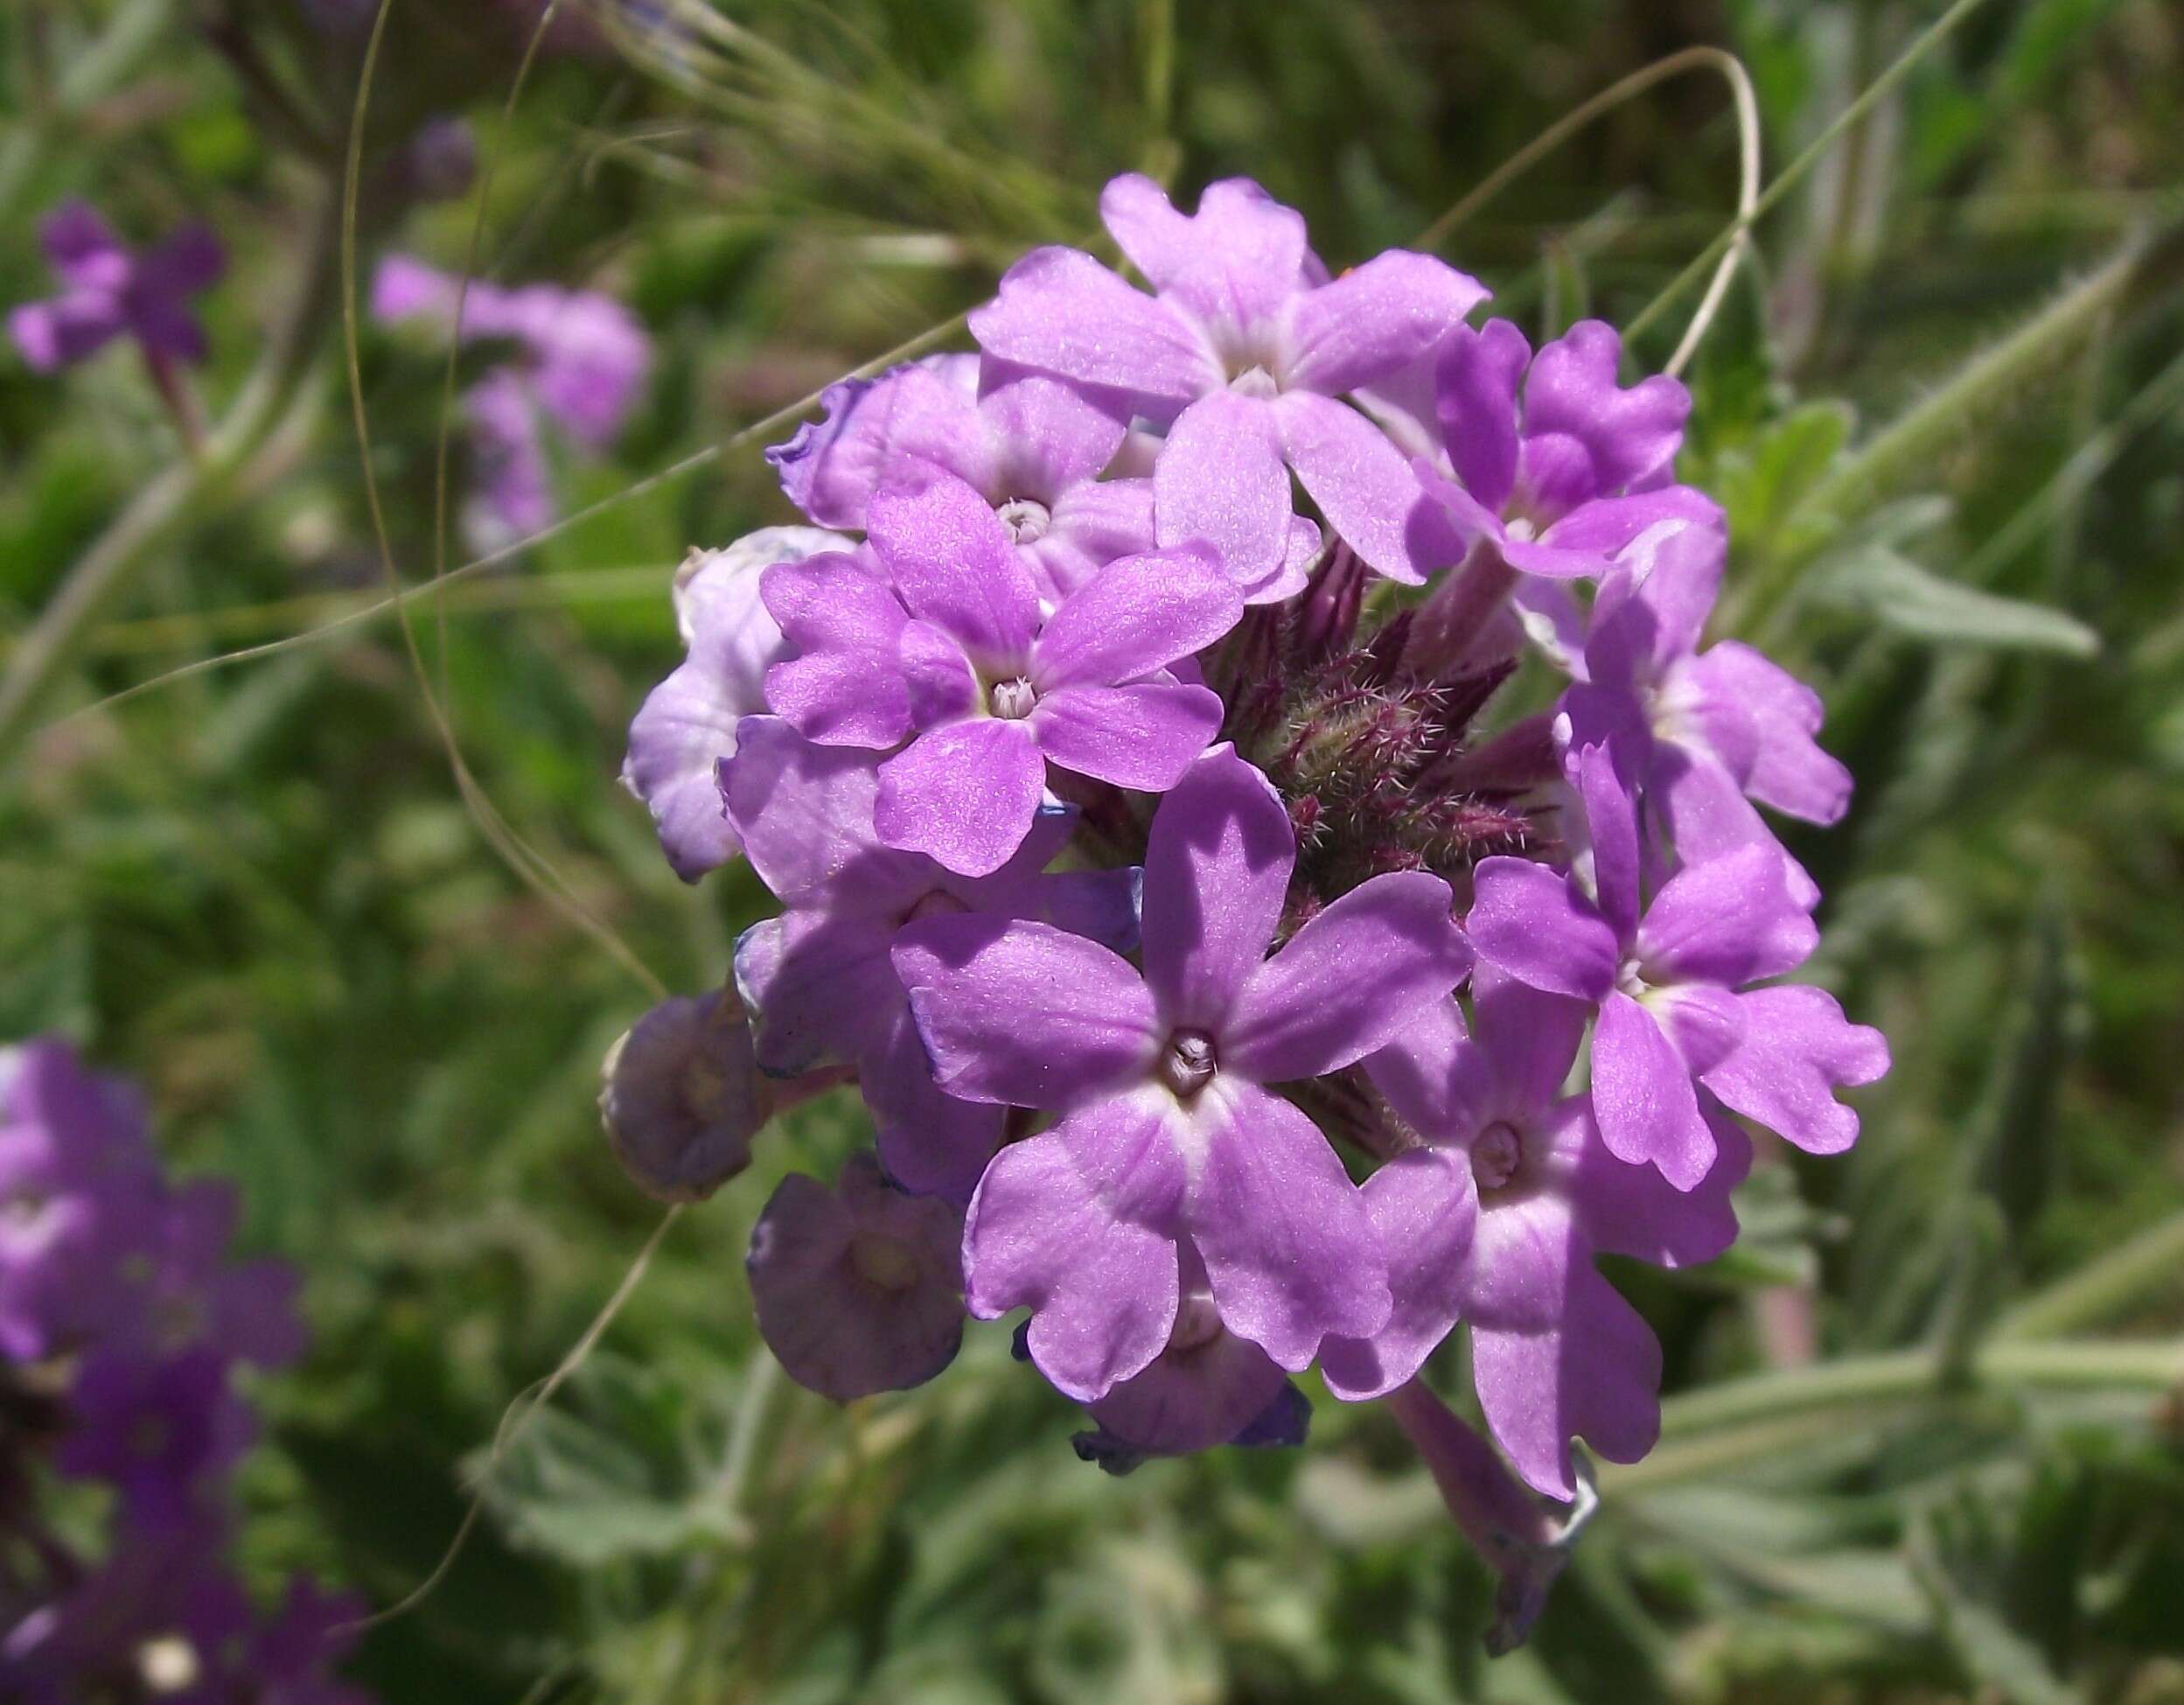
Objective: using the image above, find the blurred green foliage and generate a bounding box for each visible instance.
[3,0,2183,1700]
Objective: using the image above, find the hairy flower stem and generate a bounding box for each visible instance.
[1408,544,1519,681]
[1383,1380,1587,1654]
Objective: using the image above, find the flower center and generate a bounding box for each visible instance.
[1503,516,1539,542]
[1472,1121,1523,1192]
[848,1232,920,1293]
[1227,364,1280,400]
[1158,1029,1218,1099]
[995,497,1051,544]
[988,676,1038,720]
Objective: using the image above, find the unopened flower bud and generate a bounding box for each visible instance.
[598,991,766,1202]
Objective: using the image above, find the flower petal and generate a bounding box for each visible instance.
[1465,857,1619,1002]
[734,912,901,1073]
[1684,641,1853,825]
[760,556,912,747]
[1031,681,1225,792]
[1590,990,1718,1189]
[1636,842,1818,988]
[1284,250,1489,397]
[864,1004,1008,1203]
[1519,320,1689,504]
[1187,1082,1391,1369]
[1702,986,1889,1155]
[1566,1095,1748,1268]
[1433,318,1528,515]
[1225,872,1470,1082]
[1154,390,1293,590]
[1364,994,1497,1139]
[1140,746,1294,1031]
[721,716,929,909]
[875,719,1047,877]
[893,915,1161,1109]
[1277,389,1457,583]
[1028,477,1158,601]
[867,470,1042,665]
[1319,1146,1476,1401]
[1471,1265,1662,1500]
[749,1158,964,1402]
[1099,173,1308,332]
[962,1090,1187,1401]
[969,245,1218,408]
[1470,963,1589,1115]
[1033,544,1243,689]
[971,367,1131,496]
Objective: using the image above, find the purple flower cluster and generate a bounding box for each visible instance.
[371,255,652,550]
[614,176,1887,1633]
[1,1039,370,1702]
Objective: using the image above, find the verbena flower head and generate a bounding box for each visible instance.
[9,200,224,376]
[617,169,1889,1648]
[0,1039,370,1701]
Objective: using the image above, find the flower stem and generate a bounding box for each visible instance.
[1995,1211,2184,1343]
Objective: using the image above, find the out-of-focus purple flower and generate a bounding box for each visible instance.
[1,1038,373,1701]
[892,745,1471,1400]
[8,200,224,375]
[1407,319,1719,583]
[970,175,1487,590]
[1561,520,1855,868]
[762,467,1240,877]
[1,1039,163,1360]
[622,527,848,883]
[55,1347,256,1526]
[372,254,651,547]
[1327,968,1744,1496]
[1467,744,1884,1187]
[768,353,1174,604]
[747,1153,965,1401]
[599,988,846,1202]
[401,116,479,204]
[725,716,1140,1201]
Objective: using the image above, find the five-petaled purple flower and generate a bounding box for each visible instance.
[1326,968,1746,1496]
[892,745,1471,1396]
[768,352,1165,605]
[9,200,224,376]
[761,467,1242,876]
[970,175,1487,591]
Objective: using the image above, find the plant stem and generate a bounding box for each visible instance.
[1623,0,2001,346]
[1996,1211,2184,1343]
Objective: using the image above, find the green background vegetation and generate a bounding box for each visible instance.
[3,1,2182,1698]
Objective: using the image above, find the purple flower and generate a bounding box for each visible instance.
[747,1153,964,1401]
[372,255,651,547]
[767,353,1168,604]
[1410,319,1720,582]
[622,527,848,882]
[891,745,1472,1400]
[724,716,1140,1201]
[57,1347,256,1526]
[1468,744,1884,1186]
[1560,520,1855,867]
[1,1040,164,1359]
[1325,968,1745,1496]
[761,467,1241,877]
[969,175,1487,590]
[8,200,224,375]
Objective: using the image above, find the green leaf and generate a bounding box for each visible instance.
[1811,549,2101,655]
